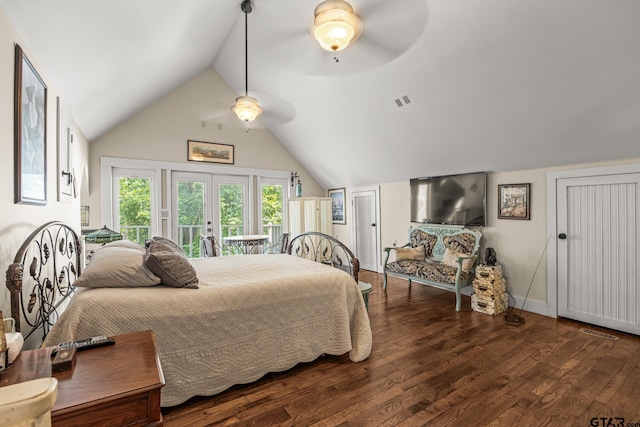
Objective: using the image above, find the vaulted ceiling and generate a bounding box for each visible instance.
[2,0,640,189]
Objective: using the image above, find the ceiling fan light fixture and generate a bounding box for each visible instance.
[231,95,263,122]
[313,0,362,52]
[232,0,262,125]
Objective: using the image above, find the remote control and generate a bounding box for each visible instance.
[57,335,115,351]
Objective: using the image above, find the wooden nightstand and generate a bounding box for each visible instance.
[0,330,165,426]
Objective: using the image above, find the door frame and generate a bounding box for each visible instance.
[546,162,640,318]
[350,185,381,272]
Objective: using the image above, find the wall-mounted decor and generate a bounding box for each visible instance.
[187,140,234,164]
[498,183,530,220]
[57,97,74,203]
[328,187,346,225]
[291,172,302,197]
[81,206,90,227]
[14,44,47,205]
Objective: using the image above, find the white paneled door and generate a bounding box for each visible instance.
[557,173,640,335]
[352,189,379,272]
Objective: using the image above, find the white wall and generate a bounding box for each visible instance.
[85,68,324,230]
[337,157,640,317]
[0,8,89,317]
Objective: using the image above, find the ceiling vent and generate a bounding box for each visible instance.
[394,95,411,107]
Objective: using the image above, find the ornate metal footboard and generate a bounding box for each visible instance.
[287,232,359,283]
[5,221,82,344]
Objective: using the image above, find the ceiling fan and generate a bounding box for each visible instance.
[250,0,428,76]
[194,90,296,131]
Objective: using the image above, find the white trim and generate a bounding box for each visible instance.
[101,156,290,179]
[101,156,291,239]
[546,162,640,319]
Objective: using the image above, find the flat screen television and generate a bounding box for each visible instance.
[410,172,486,226]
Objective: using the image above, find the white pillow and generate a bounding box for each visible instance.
[441,248,477,272]
[97,239,146,253]
[75,246,161,288]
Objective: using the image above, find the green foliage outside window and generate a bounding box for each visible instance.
[118,178,284,255]
[119,177,151,244]
[262,185,283,230]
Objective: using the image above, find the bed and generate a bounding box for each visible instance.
[6,222,372,407]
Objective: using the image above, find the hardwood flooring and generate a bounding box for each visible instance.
[162,271,640,426]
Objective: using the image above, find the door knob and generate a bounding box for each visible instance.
[558,233,567,239]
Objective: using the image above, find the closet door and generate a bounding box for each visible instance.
[557,173,640,335]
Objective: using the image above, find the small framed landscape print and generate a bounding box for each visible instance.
[81,206,90,226]
[498,183,530,220]
[328,188,346,225]
[187,140,234,164]
[15,44,48,205]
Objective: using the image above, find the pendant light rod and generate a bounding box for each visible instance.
[231,0,262,124]
[242,0,251,96]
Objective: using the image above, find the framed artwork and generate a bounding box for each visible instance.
[187,140,234,164]
[498,183,530,220]
[14,44,48,205]
[328,188,346,225]
[81,206,90,227]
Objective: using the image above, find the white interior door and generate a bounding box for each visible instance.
[352,189,380,272]
[557,173,640,335]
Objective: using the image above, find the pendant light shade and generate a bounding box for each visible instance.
[313,0,363,52]
[232,0,262,123]
[232,95,263,122]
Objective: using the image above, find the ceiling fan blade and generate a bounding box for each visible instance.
[248,0,427,76]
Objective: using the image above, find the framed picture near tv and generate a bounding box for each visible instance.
[498,183,530,220]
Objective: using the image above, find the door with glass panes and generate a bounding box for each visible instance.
[172,172,250,257]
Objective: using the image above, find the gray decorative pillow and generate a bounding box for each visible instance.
[75,246,161,288]
[144,245,198,289]
[146,236,185,255]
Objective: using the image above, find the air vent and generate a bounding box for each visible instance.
[394,95,412,107]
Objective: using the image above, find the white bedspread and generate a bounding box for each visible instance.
[43,254,372,407]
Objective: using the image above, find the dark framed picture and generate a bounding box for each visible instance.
[498,183,530,220]
[15,44,47,205]
[328,188,346,225]
[187,140,234,164]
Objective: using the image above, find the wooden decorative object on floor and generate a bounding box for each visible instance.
[471,264,508,315]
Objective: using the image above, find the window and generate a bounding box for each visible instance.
[111,168,159,244]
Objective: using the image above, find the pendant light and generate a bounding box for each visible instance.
[313,0,363,53]
[231,0,263,123]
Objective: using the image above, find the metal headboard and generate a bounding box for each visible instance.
[5,221,82,343]
[287,232,359,283]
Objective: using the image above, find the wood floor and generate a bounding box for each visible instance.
[162,270,640,427]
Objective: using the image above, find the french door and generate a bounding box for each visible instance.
[172,172,249,257]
